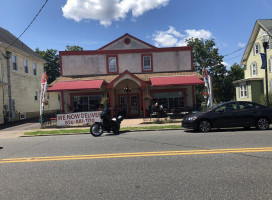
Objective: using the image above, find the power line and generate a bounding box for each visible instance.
[1,0,48,55]
[223,27,272,58]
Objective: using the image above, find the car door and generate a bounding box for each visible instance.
[236,102,259,126]
[212,102,238,128]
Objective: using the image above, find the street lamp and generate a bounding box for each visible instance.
[261,31,270,106]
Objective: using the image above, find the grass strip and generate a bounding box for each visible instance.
[24,125,182,136]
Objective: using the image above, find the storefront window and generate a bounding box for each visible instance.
[72,95,102,112]
[152,92,184,110]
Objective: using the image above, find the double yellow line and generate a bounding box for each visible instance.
[1,147,272,164]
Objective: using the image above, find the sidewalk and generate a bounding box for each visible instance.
[0,118,181,139]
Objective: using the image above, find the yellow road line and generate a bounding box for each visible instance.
[1,147,272,164]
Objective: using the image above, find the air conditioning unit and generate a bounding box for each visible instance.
[20,113,26,120]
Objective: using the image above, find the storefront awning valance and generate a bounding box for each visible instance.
[150,76,204,86]
[47,80,104,92]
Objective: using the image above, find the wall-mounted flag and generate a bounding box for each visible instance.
[260,53,267,69]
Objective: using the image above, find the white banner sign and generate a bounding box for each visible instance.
[57,111,102,126]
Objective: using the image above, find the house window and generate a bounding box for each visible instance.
[142,54,153,72]
[33,62,37,75]
[12,55,18,70]
[34,91,38,101]
[47,92,50,99]
[269,57,272,73]
[0,59,2,81]
[151,92,184,110]
[24,59,28,73]
[251,62,257,76]
[239,83,248,98]
[72,95,102,112]
[254,43,260,55]
[107,55,118,73]
[270,80,272,93]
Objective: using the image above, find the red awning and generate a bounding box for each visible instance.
[47,80,104,92]
[150,76,204,86]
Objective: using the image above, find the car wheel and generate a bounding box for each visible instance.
[256,118,270,130]
[198,120,211,132]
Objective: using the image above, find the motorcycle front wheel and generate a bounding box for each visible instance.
[90,123,103,137]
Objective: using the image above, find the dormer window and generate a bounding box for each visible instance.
[141,54,153,72]
[106,55,118,74]
[254,43,260,55]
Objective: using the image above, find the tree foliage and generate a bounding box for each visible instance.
[186,38,244,103]
[65,45,83,51]
[36,48,60,84]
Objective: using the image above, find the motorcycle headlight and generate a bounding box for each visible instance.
[187,116,197,121]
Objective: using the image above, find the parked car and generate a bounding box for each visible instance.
[182,101,272,132]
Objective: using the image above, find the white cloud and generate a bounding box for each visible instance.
[222,61,229,67]
[152,26,212,47]
[62,0,169,26]
[238,42,246,48]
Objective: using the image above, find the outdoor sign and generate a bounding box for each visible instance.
[56,111,102,126]
[40,73,48,124]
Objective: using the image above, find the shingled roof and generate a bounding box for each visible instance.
[49,71,203,86]
[0,27,44,61]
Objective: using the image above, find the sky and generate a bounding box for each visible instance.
[1,0,272,68]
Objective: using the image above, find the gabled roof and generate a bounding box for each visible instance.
[0,27,44,61]
[241,19,272,65]
[98,33,157,50]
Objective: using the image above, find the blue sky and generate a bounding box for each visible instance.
[1,0,272,67]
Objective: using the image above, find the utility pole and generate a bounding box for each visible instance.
[3,51,13,122]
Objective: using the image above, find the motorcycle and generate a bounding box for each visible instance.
[90,107,123,137]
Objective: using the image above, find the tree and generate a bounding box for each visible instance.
[36,48,60,84]
[226,63,244,100]
[186,38,227,103]
[65,45,83,51]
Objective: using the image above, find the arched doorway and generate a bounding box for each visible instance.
[115,79,141,118]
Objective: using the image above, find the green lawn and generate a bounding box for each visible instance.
[24,125,183,136]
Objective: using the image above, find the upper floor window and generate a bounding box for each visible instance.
[251,62,258,76]
[239,83,248,98]
[24,59,28,73]
[0,59,2,82]
[254,43,260,55]
[107,55,118,74]
[33,62,37,75]
[141,54,153,72]
[12,55,18,71]
[269,56,272,73]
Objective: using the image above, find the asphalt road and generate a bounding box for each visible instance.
[1,129,272,200]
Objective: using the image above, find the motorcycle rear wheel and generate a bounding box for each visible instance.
[90,123,103,137]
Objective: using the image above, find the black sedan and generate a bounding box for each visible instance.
[182,101,272,132]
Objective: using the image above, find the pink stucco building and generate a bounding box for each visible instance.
[48,33,204,118]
